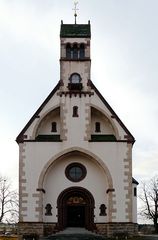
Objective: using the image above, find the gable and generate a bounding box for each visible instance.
[89,81,135,143]
[16,80,135,144]
[16,82,60,143]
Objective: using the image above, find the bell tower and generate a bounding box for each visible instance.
[59,20,91,92]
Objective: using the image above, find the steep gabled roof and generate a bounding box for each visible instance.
[89,80,135,143]
[16,82,60,143]
[60,22,91,38]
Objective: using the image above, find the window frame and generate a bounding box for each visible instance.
[65,163,87,182]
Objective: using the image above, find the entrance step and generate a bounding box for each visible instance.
[57,227,95,235]
[42,227,107,240]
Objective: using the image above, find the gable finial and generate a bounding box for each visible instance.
[72,1,79,24]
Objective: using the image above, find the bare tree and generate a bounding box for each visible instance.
[0,175,18,223]
[139,175,158,233]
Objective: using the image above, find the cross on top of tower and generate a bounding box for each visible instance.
[72,1,79,24]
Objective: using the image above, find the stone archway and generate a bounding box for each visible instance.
[57,187,95,231]
[37,148,114,223]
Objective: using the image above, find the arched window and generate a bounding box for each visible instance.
[73,44,78,59]
[95,122,101,132]
[66,44,71,59]
[73,106,78,117]
[51,122,57,132]
[70,73,81,84]
[79,44,85,59]
[68,73,83,91]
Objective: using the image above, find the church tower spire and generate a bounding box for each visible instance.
[72,1,79,24]
[59,20,91,93]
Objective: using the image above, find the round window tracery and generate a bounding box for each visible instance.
[65,163,87,182]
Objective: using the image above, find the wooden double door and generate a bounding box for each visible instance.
[67,205,85,227]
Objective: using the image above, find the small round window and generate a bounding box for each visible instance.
[65,163,87,182]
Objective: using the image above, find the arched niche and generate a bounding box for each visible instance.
[34,107,61,141]
[90,106,119,141]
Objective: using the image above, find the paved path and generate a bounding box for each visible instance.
[42,234,106,240]
[40,228,158,240]
[42,228,106,240]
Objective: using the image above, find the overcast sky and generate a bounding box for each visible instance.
[0,0,158,221]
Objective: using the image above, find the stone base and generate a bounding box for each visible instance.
[95,222,138,237]
[18,222,138,238]
[43,223,57,236]
[18,222,58,239]
[18,222,44,239]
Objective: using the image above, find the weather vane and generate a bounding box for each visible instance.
[73,1,79,24]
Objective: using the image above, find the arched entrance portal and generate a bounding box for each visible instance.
[57,187,95,230]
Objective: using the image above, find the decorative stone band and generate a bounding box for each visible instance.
[57,91,94,97]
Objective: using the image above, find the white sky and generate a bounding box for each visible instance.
[0,0,158,222]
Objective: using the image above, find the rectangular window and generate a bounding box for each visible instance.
[72,106,79,117]
[51,122,57,132]
[95,122,101,132]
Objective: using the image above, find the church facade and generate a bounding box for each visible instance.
[17,21,138,237]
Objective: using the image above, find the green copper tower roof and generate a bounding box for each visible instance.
[60,21,91,38]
